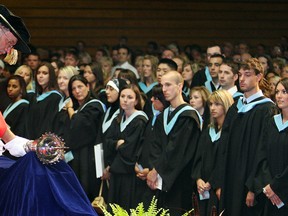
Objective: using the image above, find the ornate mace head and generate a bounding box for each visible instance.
[24,132,69,164]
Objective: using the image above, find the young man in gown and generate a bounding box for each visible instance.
[146,71,202,215]
[213,58,277,216]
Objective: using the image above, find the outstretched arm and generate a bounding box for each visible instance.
[0,112,28,157]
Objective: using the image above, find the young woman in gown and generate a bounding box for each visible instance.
[3,75,29,137]
[108,84,148,211]
[190,86,211,130]
[26,62,62,139]
[259,78,288,215]
[192,90,234,216]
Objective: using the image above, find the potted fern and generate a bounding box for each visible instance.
[100,196,193,216]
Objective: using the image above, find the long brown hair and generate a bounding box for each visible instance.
[35,62,58,95]
[117,84,143,122]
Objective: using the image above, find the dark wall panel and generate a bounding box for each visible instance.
[2,1,288,54]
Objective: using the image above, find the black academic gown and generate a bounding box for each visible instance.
[101,103,120,168]
[256,115,288,215]
[0,79,11,113]
[3,100,29,137]
[215,96,277,216]
[202,104,211,130]
[68,99,105,201]
[52,97,71,143]
[26,91,62,139]
[139,81,158,118]
[108,111,148,211]
[135,112,163,207]
[204,81,221,93]
[191,68,208,88]
[192,127,221,216]
[153,104,201,215]
[100,103,120,203]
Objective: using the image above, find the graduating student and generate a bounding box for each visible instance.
[118,68,147,112]
[138,55,159,97]
[182,61,195,95]
[190,86,211,130]
[139,55,159,116]
[26,62,62,139]
[135,84,169,205]
[101,78,127,179]
[65,75,106,201]
[214,58,278,216]
[83,63,106,104]
[258,78,288,215]
[191,45,222,88]
[192,90,234,216]
[156,58,189,104]
[108,84,148,211]
[204,54,223,93]
[146,71,202,215]
[14,65,34,91]
[156,58,178,84]
[3,75,29,137]
[218,60,243,100]
[93,78,127,206]
[52,66,77,139]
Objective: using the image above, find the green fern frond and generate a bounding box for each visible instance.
[100,196,192,216]
[146,196,159,215]
[99,204,112,216]
[110,203,129,216]
[131,202,145,216]
[182,209,194,216]
[159,208,170,216]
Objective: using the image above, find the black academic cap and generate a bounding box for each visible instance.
[0,5,31,53]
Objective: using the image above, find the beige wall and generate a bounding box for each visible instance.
[3,1,288,54]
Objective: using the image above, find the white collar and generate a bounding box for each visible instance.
[243,90,264,104]
[227,85,238,96]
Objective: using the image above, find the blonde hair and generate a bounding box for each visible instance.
[58,66,79,78]
[14,65,33,91]
[208,89,234,128]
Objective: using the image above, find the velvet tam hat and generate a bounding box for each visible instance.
[0,5,31,53]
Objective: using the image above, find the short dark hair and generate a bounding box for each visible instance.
[65,48,79,61]
[209,54,225,61]
[28,52,41,59]
[221,59,239,75]
[158,58,178,71]
[118,45,131,55]
[152,84,169,108]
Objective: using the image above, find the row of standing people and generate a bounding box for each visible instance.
[3,55,288,216]
[191,58,288,216]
